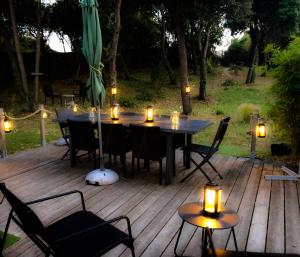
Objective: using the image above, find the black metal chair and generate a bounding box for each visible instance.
[181,117,230,183]
[55,108,76,160]
[42,82,61,105]
[0,183,135,257]
[102,123,132,177]
[67,119,99,168]
[130,124,167,184]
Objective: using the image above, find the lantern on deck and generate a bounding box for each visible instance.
[111,104,120,120]
[256,121,266,138]
[203,183,222,216]
[185,84,191,94]
[111,85,117,96]
[4,118,13,133]
[145,106,154,122]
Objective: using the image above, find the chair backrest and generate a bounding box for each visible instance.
[68,119,97,151]
[42,82,54,97]
[211,117,230,152]
[130,124,165,160]
[0,183,45,237]
[101,123,127,154]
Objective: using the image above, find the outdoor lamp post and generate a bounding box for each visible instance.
[185,84,191,94]
[4,118,12,133]
[110,104,120,120]
[203,182,222,216]
[145,106,154,122]
[256,121,266,138]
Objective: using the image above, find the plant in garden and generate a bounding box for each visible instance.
[237,103,260,122]
[269,37,300,157]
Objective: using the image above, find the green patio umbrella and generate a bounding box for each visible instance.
[81,0,119,185]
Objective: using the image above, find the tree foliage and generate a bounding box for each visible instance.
[269,37,300,156]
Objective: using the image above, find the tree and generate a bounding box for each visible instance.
[8,0,31,106]
[34,0,41,104]
[109,0,122,87]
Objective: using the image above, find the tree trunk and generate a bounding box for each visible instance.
[198,27,210,100]
[8,0,31,106]
[190,22,198,75]
[174,0,192,115]
[160,8,176,85]
[109,0,122,87]
[119,46,130,80]
[34,0,41,104]
[246,26,259,84]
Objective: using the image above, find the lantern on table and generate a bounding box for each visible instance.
[145,106,154,122]
[203,182,222,216]
[110,104,120,120]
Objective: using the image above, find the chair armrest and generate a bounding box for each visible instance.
[53,216,133,245]
[25,190,86,211]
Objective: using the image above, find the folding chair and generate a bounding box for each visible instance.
[0,183,135,257]
[181,117,230,183]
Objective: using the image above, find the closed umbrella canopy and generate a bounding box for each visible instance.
[81,0,105,106]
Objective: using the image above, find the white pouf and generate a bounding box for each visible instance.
[85,169,119,186]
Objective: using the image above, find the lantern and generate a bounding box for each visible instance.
[110,104,120,120]
[203,183,222,216]
[170,111,180,125]
[42,111,48,119]
[185,84,191,94]
[145,106,154,122]
[4,118,12,133]
[89,107,96,119]
[256,121,266,138]
[111,86,117,96]
[72,104,78,112]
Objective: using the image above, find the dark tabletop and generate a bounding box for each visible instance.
[178,202,239,229]
[69,113,211,135]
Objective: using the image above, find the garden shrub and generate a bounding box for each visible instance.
[221,79,239,89]
[119,96,137,108]
[236,103,260,122]
[268,37,300,157]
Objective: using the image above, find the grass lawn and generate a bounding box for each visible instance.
[0,230,20,249]
[4,66,277,159]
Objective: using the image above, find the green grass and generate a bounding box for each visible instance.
[0,230,20,249]
[3,66,276,159]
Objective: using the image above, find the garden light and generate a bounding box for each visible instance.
[185,84,191,94]
[4,118,12,133]
[256,121,266,138]
[42,111,48,119]
[111,85,117,96]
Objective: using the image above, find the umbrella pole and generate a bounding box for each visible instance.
[97,105,105,170]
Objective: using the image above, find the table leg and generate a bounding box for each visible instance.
[174,221,185,257]
[165,133,174,185]
[202,228,216,257]
[231,227,239,251]
[185,134,192,169]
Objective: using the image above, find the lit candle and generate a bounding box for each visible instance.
[145,106,154,122]
[111,104,120,120]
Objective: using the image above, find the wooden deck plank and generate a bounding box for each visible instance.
[285,180,300,254]
[246,162,273,252]
[0,145,298,257]
[266,166,285,253]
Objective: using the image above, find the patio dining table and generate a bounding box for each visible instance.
[68,113,211,184]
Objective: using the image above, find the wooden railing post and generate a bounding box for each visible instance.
[250,113,258,160]
[0,108,7,158]
[39,104,46,147]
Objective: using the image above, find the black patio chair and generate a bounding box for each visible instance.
[67,119,99,168]
[181,117,230,183]
[0,183,135,257]
[130,124,167,185]
[101,123,132,177]
[42,82,62,105]
[55,108,76,160]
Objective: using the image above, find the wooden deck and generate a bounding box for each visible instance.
[0,144,299,257]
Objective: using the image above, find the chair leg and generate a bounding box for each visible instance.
[159,159,163,185]
[207,160,223,179]
[123,153,127,178]
[173,150,176,177]
[61,149,70,160]
[137,158,140,171]
[131,154,135,178]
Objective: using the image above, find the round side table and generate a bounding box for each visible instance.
[174,202,239,257]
